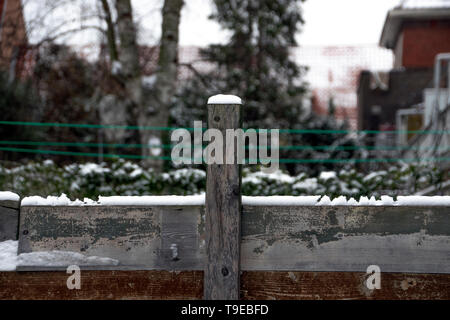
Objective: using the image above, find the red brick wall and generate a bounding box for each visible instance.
[400,20,450,68]
[0,0,27,70]
[0,0,5,19]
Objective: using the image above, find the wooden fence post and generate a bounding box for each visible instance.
[204,95,242,300]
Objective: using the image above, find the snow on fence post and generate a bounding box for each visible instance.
[204,95,243,300]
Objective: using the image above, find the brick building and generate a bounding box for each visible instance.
[295,45,393,129]
[0,0,27,74]
[357,0,450,133]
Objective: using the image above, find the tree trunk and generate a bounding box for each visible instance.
[113,0,183,172]
[100,0,118,62]
[114,0,142,105]
[139,0,184,170]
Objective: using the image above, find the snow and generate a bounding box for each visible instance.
[21,194,206,206]
[21,194,97,206]
[363,171,386,182]
[317,195,450,206]
[20,194,450,207]
[380,195,396,206]
[18,251,119,267]
[0,191,20,202]
[142,75,157,88]
[170,168,206,180]
[243,196,321,206]
[243,195,450,206]
[111,61,122,75]
[243,170,296,184]
[415,180,450,196]
[79,163,110,176]
[130,168,143,178]
[0,241,118,271]
[0,240,18,271]
[148,136,162,156]
[396,196,450,206]
[293,178,319,192]
[207,94,242,105]
[43,159,54,166]
[319,171,337,181]
[98,195,205,206]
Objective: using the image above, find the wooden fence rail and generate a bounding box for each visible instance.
[1,97,450,300]
[16,204,450,274]
[1,202,450,300]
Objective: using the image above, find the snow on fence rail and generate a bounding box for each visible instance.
[11,197,450,273]
[1,98,450,300]
[18,194,450,206]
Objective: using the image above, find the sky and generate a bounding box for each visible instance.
[173,0,402,47]
[23,0,402,48]
[296,0,401,46]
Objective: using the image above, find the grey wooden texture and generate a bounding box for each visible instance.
[241,206,450,274]
[0,206,19,241]
[0,199,20,209]
[18,205,203,271]
[17,205,450,274]
[204,103,242,300]
[157,206,204,270]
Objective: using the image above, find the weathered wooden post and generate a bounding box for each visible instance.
[204,95,242,300]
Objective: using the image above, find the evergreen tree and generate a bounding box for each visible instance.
[174,0,307,129]
[0,71,42,163]
[172,0,362,175]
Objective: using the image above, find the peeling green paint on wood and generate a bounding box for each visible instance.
[18,206,203,270]
[17,205,450,274]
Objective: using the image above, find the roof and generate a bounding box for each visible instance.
[380,0,450,49]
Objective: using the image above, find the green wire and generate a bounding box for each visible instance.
[1,146,449,164]
[1,140,450,152]
[276,157,450,164]
[1,121,450,135]
[0,121,198,132]
[277,129,450,135]
[0,146,171,161]
[0,140,175,150]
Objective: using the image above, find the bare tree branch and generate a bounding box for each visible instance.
[34,25,105,46]
[100,0,118,62]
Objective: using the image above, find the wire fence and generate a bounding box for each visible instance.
[1,120,450,164]
[2,120,450,134]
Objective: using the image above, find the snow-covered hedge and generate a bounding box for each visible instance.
[242,166,444,198]
[0,160,445,199]
[0,160,205,198]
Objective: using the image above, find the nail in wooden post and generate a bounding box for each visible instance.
[204,95,242,300]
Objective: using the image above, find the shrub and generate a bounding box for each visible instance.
[0,160,445,200]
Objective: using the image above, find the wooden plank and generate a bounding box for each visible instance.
[18,206,203,271]
[0,206,19,241]
[241,206,450,273]
[0,199,20,210]
[204,102,242,300]
[0,271,203,300]
[157,206,204,270]
[17,205,450,274]
[241,271,450,300]
[1,271,448,300]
